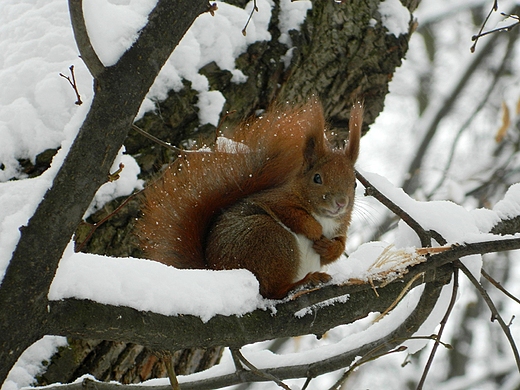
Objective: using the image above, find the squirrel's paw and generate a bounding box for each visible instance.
[304,271,332,285]
[288,272,332,299]
[313,236,345,264]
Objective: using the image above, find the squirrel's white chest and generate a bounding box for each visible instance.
[292,216,340,282]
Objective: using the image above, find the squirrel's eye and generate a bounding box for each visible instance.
[313,173,322,184]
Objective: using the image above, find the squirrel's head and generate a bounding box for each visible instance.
[297,102,362,223]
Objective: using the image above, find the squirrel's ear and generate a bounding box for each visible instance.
[302,100,326,169]
[346,101,363,162]
[303,134,321,169]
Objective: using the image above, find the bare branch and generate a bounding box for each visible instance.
[457,260,520,372]
[470,0,499,53]
[68,0,105,77]
[471,9,520,52]
[328,345,408,390]
[233,349,291,390]
[356,170,432,247]
[491,215,520,235]
[416,268,459,390]
[242,0,258,36]
[131,124,184,153]
[481,268,520,305]
[59,65,83,105]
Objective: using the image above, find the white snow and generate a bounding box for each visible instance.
[278,0,312,46]
[2,336,67,390]
[49,243,262,322]
[139,0,274,125]
[85,147,144,217]
[378,0,411,36]
[83,0,157,66]
[493,182,520,220]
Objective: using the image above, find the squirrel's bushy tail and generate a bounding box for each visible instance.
[137,101,327,269]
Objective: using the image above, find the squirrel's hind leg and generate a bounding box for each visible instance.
[205,201,302,299]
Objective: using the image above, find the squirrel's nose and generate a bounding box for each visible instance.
[336,198,348,210]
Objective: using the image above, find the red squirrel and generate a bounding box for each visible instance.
[137,100,362,299]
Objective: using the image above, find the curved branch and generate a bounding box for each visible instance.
[416,268,459,389]
[457,260,520,371]
[43,238,520,354]
[356,170,432,247]
[68,0,105,78]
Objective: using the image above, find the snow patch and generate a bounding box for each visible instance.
[378,0,411,36]
[49,243,262,323]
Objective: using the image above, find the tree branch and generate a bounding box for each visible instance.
[356,170,432,247]
[481,267,520,305]
[44,266,452,390]
[68,0,105,78]
[416,268,459,390]
[491,215,520,235]
[457,260,520,372]
[43,238,520,355]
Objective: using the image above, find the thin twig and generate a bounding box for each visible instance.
[233,348,291,390]
[416,267,459,390]
[356,170,431,247]
[131,124,215,155]
[482,268,520,305]
[472,11,520,52]
[373,272,426,323]
[164,355,181,390]
[470,0,499,52]
[328,345,408,390]
[242,0,258,36]
[131,124,184,153]
[74,188,143,253]
[59,65,82,105]
[457,260,520,372]
[238,350,291,390]
[215,110,237,134]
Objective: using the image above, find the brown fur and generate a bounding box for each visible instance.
[137,101,362,299]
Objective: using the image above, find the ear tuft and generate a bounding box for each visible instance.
[303,134,319,169]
